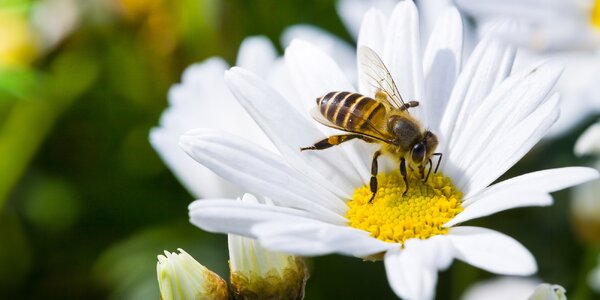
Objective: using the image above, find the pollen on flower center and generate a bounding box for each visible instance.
[591,0,600,29]
[346,170,463,244]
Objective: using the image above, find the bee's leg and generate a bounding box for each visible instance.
[368,150,382,203]
[399,101,419,111]
[400,158,409,196]
[418,165,425,178]
[432,152,443,173]
[300,134,360,151]
[423,159,433,182]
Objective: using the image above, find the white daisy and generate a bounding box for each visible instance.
[454,0,600,136]
[182,1,598,299]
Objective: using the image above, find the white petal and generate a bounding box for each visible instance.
[285,39,355,112]
[336,0,397,39]
[445,189,552,227]
[462,93,560,195]
[473,167,600,203]
[416,0,455,45]
[449,62,563,193]
[575,122,600,156]
[225,67,363,197]
[179,129,347,222]
[440,21,516,157]
[451,167,599,224]
[447,226,537,276]
[251,220,397,257]
[236,36,277,78]
[151,58,273,198]
[357,8,388,94]
[383,0,425,122]
[281,24,357,85]
[422,6,463,133]
[188,199,326,237]
[149,128,243,198]
[384,242,439,300]
[285,40,372,181]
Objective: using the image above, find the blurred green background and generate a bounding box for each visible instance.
[0,0,598,299]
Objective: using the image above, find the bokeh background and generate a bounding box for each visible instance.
[0,0,598,299]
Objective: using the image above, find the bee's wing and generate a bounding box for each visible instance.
[358,46,406,110]
[309,107,393,143]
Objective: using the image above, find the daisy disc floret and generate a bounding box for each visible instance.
[181,1,599,299]
[348,170,463,244]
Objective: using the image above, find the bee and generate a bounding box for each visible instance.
[301,46,442,202]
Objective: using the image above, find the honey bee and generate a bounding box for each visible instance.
[301,46,442,202]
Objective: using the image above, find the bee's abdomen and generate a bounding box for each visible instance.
[317,91,386,130]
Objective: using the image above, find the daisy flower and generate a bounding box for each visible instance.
[454,0,600,136]
[181,1,598,299]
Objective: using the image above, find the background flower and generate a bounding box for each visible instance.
[455,0,600,137]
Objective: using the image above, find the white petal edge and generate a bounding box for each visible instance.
[462,93,560,196]
[422,6,463,133]
[189,199,327,237]
[149,128,244,198]
[383,0,425,122]
[384,241,439,300]
[450,166,599,225]
[439,21,516,158]
[336,0,397,39]
[357,8,388,95]
[285,39,372,181]
[236,36,277,78]
[445,189,552,227]
[280,24,357,86]
[285,39,355,112]
[447,226,537,276]
[251,220,397,257]
[179,129,347,223]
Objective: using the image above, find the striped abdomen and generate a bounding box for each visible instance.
[317,91,386,131]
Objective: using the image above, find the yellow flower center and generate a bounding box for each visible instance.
[592,0,600,29]
[346,170,463,244]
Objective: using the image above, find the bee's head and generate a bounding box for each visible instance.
[410,131,438,165]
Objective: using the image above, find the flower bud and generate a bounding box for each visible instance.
[157,248,229,300]
[227,194,308,299]
[528,283,566,300]
[229,234,308,300]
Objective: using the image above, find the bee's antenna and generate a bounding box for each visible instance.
[432,153,443,173]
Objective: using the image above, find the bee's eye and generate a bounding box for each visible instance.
[411,143,426,164]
